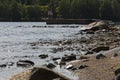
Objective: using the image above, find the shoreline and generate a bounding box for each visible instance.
[9,21,120,80]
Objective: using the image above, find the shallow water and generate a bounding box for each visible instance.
[0,22,83,80]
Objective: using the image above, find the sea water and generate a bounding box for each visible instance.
[0,22,83,80]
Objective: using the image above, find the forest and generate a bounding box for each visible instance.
[0,0,120,21]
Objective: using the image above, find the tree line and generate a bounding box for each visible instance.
[59,0,120,21]
[0,0,50,21]
[0,0,120,21]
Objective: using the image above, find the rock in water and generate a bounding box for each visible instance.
[62,54,76,62]
[39,54,48,59]
[46,63,56,69]
[17,60,34,67]
[0,64,7,68]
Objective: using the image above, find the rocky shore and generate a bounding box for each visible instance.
[10,21,120,80]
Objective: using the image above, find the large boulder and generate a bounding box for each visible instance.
[81,21,109,31]
[29,67,69,80]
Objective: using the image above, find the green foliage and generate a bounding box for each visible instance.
[9,0,22,21]
[0,0,120,21]
[99,0,113,20]
[58,0,120,21]
[26,5,41,20]
[0,0,49,21]
[111,0,120,20]
[59,0,71,18]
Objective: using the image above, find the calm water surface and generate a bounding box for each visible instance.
[0,22,82,80]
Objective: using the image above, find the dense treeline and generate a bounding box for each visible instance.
[0,0,120,21]
[0,0,49,21]
[59,0,120,21]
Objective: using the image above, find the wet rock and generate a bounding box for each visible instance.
[51,47,63,53]
[96,54,106,59]
[59,62,66,66]
[52,57,61,61]
[79,65,88,69]
[0,64,7,68]
[62,54,76,62]
[17,60,34,67]
[46,63,56,69]
[31,46,39,49]
[116,74,120,80]
[0,62,14,68]
[29,67,69,80]
[80,37,87,43]
[92,46,109,52]
[54,59,61,65]
[66,64,73,70]
[39,54,48,59]
[86,30,95,34]
[85,51,94,55]
[62,40,72,45]
[71,67,77,71]
[7,62,14,66]
[32,25,38,28]
[115,68,120,76]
